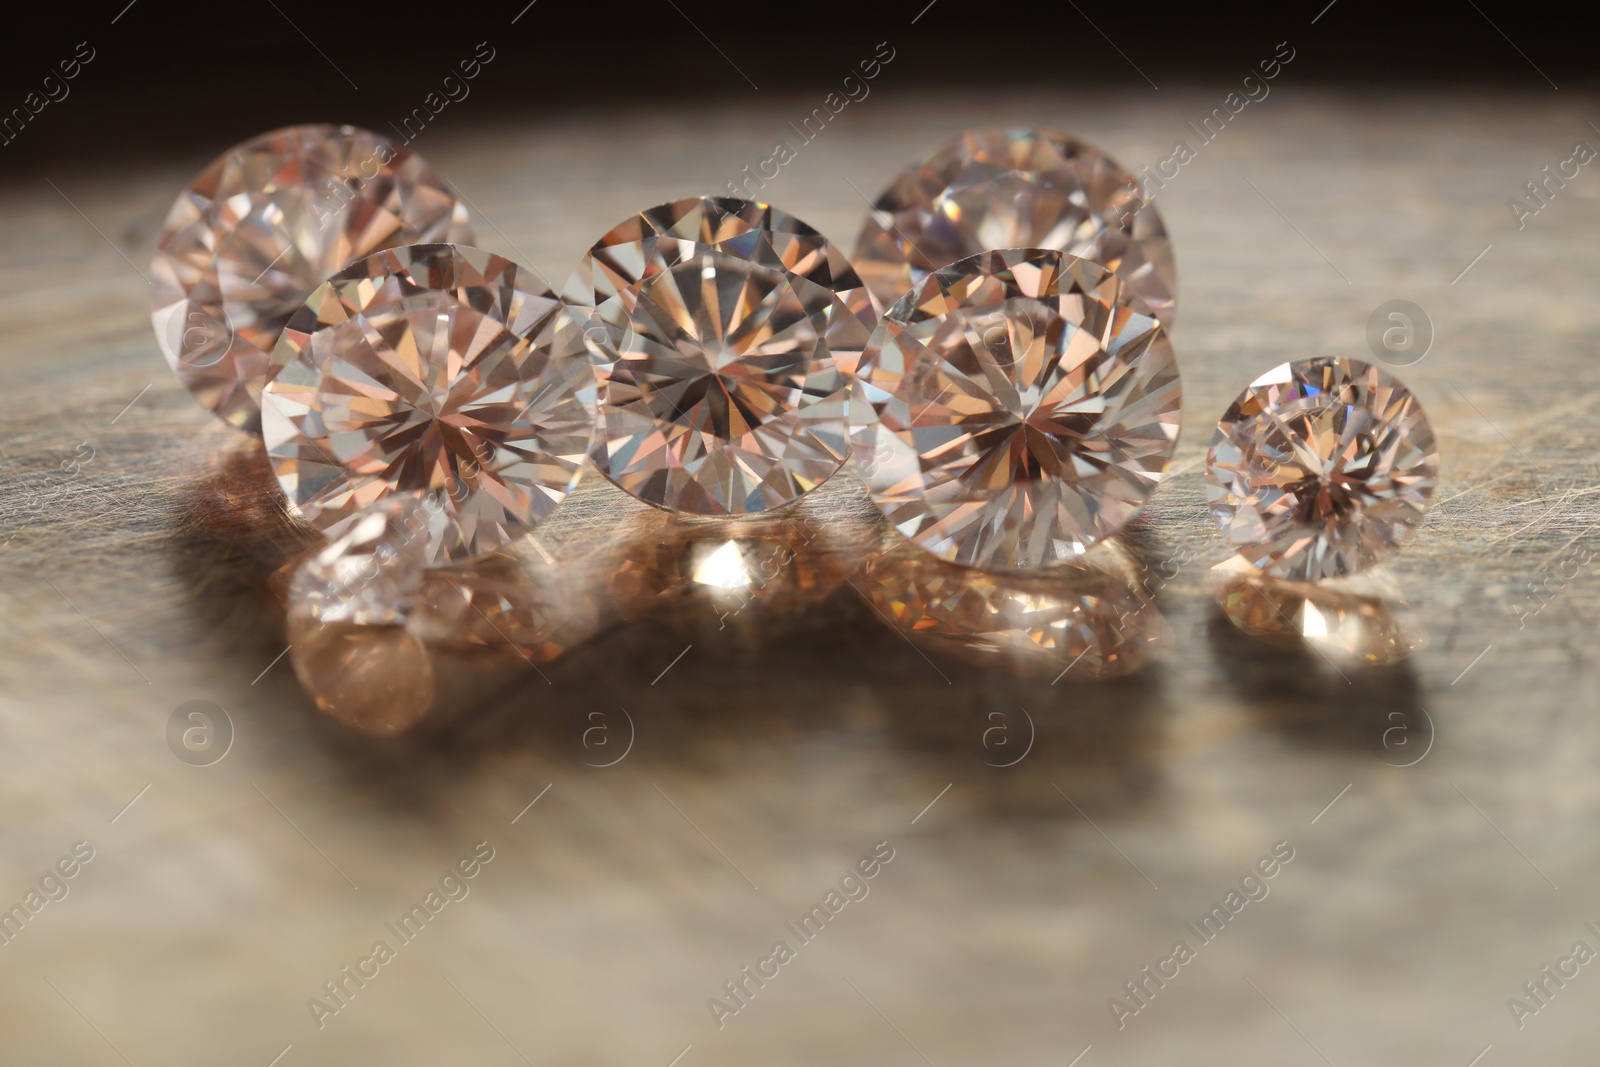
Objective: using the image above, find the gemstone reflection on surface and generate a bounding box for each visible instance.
[151,124,472,432]
[858,536,1171,678]
[604,505,876,628]
[853,127,1175,324]
[1205,356,1438,581]
[852,249,1181,568]
[1210,557,1427,666]
[284,501,600,734]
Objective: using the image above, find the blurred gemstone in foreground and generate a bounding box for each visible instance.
[1210,556,1427,667]
[858,536,1170,679]
[603,501,877,635]
[284,500,600,735]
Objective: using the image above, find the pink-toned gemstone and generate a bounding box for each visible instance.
[151,124,472,432]
[852,248,1181,568]
[1210,557,1428,667]
[262,244,598,565]
[567,197,873,516]
[853,127,1175,324]
[858,537,1170,679]
[288,620,436,736]
[1205,356,1439,580]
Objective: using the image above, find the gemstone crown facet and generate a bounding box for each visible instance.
[852,248,1182,568]
[852,127,1175,324]
[1204,356,1439,580]
[263,243,598,565]
[570,197,872,516]
[151,124,473,433]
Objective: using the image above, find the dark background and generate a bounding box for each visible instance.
[0,0,1593,171]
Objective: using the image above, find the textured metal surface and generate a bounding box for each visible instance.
[1,91,1597,1065]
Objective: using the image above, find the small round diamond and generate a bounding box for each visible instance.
[262,244,599,565]
[568,197,873,515]
[852,248,1182,568]
[151,124,472,432]
[1204,356,1439,580]
[853,127,1175,323]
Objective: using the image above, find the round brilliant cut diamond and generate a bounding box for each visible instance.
[852,127,1175,324]
[151,124,472,431]
[1204,356,1439,580]
[568,197,873,515]
[262,244,598,565]
[852,248,1181,568]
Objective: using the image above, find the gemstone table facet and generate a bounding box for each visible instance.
[852,127,1175,324]
[568,197,872,516]
[151,124,473,432]
[851,248,1182,568]
[1204,356,1439,581]
[262,244,599,565]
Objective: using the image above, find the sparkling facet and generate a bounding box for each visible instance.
[151,124,472,432]
[287,498,429,626]
[262,244,599,565]
[853,127,1175,323]
[852,249,1181,568]
[569,198,872,515]
[604,508,873,627]
[1205,356,1438,580]
[860,537,1170,678]
[412,556,601,662]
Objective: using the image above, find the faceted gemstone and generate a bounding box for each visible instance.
[288,620,436,736]
[283,499,435,734]
[412,555,602,663]
[1205,356,1438,581]
[287,497,430,626]
[567,198,872,515]
[262,244,599,565]
[1210,557,1427,666]
[151,124,472,432]
[852,249,1181,568]
[284,522,598,734]
[853,127,1175,324]
[859,537,1170,678]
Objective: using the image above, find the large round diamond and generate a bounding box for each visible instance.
[569,197,871,515]
[1205,356,1439,581]
[151,124,472,432]
[853,127,1175,324]
[852,249,1181,568]
[262,244,599,565]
